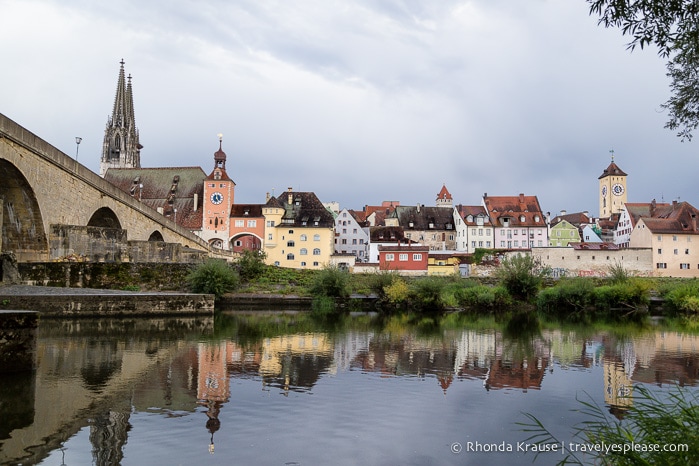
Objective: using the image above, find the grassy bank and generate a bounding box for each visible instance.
[184,254,699,327]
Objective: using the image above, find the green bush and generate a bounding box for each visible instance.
[410,276,447,311]
[186,259,239,298]
[237,249,267,281]
[496,253,550,301]
[384,278,410,304]
[607,261,630,284]
[310,266,349,298]
[537,278,595,320]
[663,281,699,315]
[592,280,650,320]
[367,272,399,299]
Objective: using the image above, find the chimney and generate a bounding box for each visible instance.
[193,193,198,212]
[560,209,567,216]
[692,213,697,231]
[266,192,270,202]
[417,203,421,213]
[519,193,525,203]
[288,187,293,205]
[650,199,656,216]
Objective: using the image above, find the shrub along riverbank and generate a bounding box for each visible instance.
[183,252,699,327]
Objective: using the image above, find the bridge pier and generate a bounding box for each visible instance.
[0,310,38,373]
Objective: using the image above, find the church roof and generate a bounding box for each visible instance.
[104,166,206,229]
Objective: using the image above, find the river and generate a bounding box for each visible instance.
[1,311,697,465]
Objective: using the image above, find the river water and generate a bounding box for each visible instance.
[1,311,697,465]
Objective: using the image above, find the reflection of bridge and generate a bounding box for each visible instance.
[0,318,213,465]
[0,113,215,262]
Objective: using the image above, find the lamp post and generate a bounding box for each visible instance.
[75,137,82,162]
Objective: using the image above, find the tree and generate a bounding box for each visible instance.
[588,0,699,140]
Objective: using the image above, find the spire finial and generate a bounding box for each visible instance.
[217,133,223,150]
[609,148,615,162]
[120,58,125,67]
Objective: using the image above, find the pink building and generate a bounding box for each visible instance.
[483,193,548,250]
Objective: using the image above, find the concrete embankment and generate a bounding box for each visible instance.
[0,310,37,373]
[0,285,214,317]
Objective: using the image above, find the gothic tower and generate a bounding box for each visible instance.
[100,60,142,177]
[598,151,628,219]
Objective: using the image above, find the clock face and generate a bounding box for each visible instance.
[210,192,223,205]
[612,183,625,196]
[601,185,607,197]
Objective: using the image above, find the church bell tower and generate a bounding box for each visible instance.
[100,59,142,177]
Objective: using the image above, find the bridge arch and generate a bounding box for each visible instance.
[0,159,48,261]
[148,230,164,242]
[230,232,262,253]
[87,207,122,230]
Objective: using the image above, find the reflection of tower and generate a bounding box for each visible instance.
[197,342,230,453]
[89,410,130,466]
[603,340,636,418]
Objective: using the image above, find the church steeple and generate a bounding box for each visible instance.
[100,59,142,177]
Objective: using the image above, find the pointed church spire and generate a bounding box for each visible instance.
[100,59,141,177]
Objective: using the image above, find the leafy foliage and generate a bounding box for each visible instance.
[237,249,267,281]
[588,0,699,139]
[186,259,239,298]
[496,253,550,302]
[310,266,349,298]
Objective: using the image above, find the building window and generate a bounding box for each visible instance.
[342,239,347,244]
[300,248,308,255]
[656,263,667,269]
[680,263,690,269]
[657,235,662,241]
[274,261,280,266]
[313,248,321,255]
[352,239,357,245]
[287,241,295,247]
[399,253,408,261]
[247,220,256,227]
[413,253,422,261]
[386,253,394,261]
[300,234,307,241]
[289,230,294,234]
[266,220,275,227]
[301,261,306,267]
[287,253,294,260]
[673,235,678,241]
[313,262,319,267]
[235,220,244,227]
[314,234,320,241]
[658,249,662,254]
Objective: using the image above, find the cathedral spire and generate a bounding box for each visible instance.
[100,59,142,177]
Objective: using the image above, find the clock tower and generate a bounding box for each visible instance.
[201,134,236,249]
[598,151,627,219]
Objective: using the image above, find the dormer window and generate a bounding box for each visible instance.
[520,215,526,222]
[214,170,221,181]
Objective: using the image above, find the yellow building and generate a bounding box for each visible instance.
[262,188,336,269]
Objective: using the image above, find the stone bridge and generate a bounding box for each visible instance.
[0,113,219,262]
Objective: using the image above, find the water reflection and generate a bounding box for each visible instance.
[1,313,698,465]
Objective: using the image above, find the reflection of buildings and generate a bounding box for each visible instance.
[259,334,335,393]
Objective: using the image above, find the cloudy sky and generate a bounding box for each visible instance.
[1,0,695,216]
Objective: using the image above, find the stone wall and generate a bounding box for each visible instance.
[531,247,653,277]
[16,262,198,290]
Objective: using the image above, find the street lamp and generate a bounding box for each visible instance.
[75,137,82,162]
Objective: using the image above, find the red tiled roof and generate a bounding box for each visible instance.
[437,184,452,201]
[483,194,545,227]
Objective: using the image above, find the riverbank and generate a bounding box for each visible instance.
[0,285,214,317]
